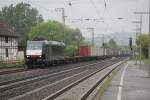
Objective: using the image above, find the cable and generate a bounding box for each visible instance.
[23,0,61,18]
[101,0,113,34]
[88,0,102,18]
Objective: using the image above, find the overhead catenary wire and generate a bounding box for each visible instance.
[23,0,59,15]
[23,0,113,39]
[101,0,113,34]
[88,0,102,19]
[67,0,106,31]
[23,0,74,27]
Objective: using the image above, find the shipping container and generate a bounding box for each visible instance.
[78,46,91,56]
[90,46,103,56]
[78,46,105,57]
[90,46,97,56]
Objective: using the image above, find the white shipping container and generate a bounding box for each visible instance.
[106,49,109,55]
[90,46,104,56]
[98,48,103,56]
[90,47,97,56]
[104,48,107,55]
[118,50,121,55]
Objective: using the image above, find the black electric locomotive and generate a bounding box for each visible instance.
[25,40,65,66]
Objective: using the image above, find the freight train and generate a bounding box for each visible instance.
[25,40,129,68]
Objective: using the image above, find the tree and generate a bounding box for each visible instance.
[28,20,84,56]
[108,39,118,48]
[28,20,84,45]
[102,42,110,48]
[101,39,118,48]
[0,2,43,45]
[136,33,148,58]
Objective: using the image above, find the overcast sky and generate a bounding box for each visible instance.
[0,0,149,38]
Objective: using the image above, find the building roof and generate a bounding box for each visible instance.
[0,22,19,37]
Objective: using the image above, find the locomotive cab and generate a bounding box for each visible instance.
[25,40,65,66]
[25,41,45,64]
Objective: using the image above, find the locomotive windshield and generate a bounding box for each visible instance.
[27,41,43,50]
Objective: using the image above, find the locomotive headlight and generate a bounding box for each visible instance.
[39,56,41,58]
[27,56,29,58]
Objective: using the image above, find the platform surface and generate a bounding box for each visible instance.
[101,61,150,100]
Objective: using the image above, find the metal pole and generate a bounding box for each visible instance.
[139,15,142,65]
[56,8,66,44]
[148,0,150,77]
[92,29,94,46]
[134,12,149,65]
[102,34,105,56]
[135,24,138,64]
[62,8,65,44]
[132,21,142,64]
[87,28,95,46]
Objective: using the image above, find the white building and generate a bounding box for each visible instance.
[0,22,18,61]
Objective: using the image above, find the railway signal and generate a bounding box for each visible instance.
[129,37,133,51]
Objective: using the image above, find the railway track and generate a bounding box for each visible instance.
[0,59,113,91]
[0,67,26,75]
[0,59,108,86]
[43,58,127,100]
[0,60,99,76]
[0,57,127,100]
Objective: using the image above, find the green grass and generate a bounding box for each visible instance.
[143,59,148,64]
[97,77,110,99]
[132,55,148,64]
[0,60,24,69]
[96,67,121,99]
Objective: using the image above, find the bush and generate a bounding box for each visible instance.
[65,45,77,56]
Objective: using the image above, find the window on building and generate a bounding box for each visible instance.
[5,36,8,43]
[6,48,8,57]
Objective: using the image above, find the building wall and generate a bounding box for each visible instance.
[0,36,18,61]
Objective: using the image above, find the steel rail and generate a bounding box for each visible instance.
[0,67,26,75]
[80,60,127,100]
[42,58,126,100]
[0,58,116,92]
[0,60,104,86]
